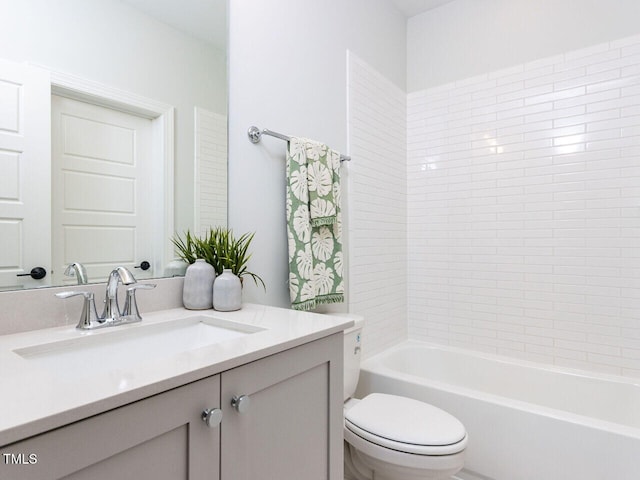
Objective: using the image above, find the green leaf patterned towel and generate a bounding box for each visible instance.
[286,138,344,311]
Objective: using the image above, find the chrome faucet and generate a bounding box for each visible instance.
[102,266,137,322]
[56,266,155,330]
[64,262,88,285]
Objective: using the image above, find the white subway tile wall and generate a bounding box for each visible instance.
[195,110,228,235]
[408,34,640,378]
[348,53,408,357]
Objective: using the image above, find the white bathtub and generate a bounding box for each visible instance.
[356,341,640,480]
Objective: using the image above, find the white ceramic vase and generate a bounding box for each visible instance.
[164,259,189,277]
[183,259,215,309]
[213,269,242,311]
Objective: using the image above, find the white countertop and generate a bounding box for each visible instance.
[0,303,353,446]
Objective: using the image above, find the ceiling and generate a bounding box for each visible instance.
[117,0,453,49]
[389,0,455,17]
[118,0,227,50]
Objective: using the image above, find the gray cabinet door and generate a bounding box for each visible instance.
[220,333,343,480]
[2,375,220,480]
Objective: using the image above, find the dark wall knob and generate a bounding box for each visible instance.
[16,267,47,280]
[135,261,151,271]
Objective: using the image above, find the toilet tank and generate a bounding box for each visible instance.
[342,314,364,401]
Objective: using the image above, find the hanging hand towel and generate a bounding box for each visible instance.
[286,137,344,311]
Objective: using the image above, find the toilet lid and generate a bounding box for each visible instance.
[345,393,466,450]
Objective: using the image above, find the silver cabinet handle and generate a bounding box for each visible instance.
[201,408,223,427]
[231,395,251,414]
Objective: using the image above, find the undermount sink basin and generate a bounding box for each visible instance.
[13,315,264,378]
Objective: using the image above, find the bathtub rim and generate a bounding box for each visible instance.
[360,339,640,441]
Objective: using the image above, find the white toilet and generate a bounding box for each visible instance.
[343,316,467,480]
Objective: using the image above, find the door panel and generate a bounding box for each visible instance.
[0,58,51,290]
[51,95,154,284]
[62,426,189,480]
[221,334,344,480]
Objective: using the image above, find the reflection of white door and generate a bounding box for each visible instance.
[0,59,51,290]
[51,95,155,284]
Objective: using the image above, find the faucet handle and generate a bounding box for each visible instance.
[55,291,101,329]
[55,290,90,299]
[123,283,156,320]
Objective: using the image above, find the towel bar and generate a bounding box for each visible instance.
[247,126,351,162]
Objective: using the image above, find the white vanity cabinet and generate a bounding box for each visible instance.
[2,333,343,480]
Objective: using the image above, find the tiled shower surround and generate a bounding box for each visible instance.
[348,53,408,357]
[407,34,640,377]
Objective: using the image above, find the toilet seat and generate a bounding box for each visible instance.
[344,393,467,456]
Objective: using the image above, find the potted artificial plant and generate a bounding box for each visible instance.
[172,227,265,297]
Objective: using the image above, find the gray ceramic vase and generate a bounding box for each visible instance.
[213,269,242,311]
[183,259,215,309]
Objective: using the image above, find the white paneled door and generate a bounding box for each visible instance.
[0,59,51,290]
[51,95,155,284]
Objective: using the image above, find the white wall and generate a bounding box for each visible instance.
[408,0,640,91]
[407,3,640,377]
[0,0,226,234]
[228,0,406,308]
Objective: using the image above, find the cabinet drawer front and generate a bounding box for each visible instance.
[2,375,220,480]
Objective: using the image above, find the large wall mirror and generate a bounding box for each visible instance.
[0,0,227,291]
